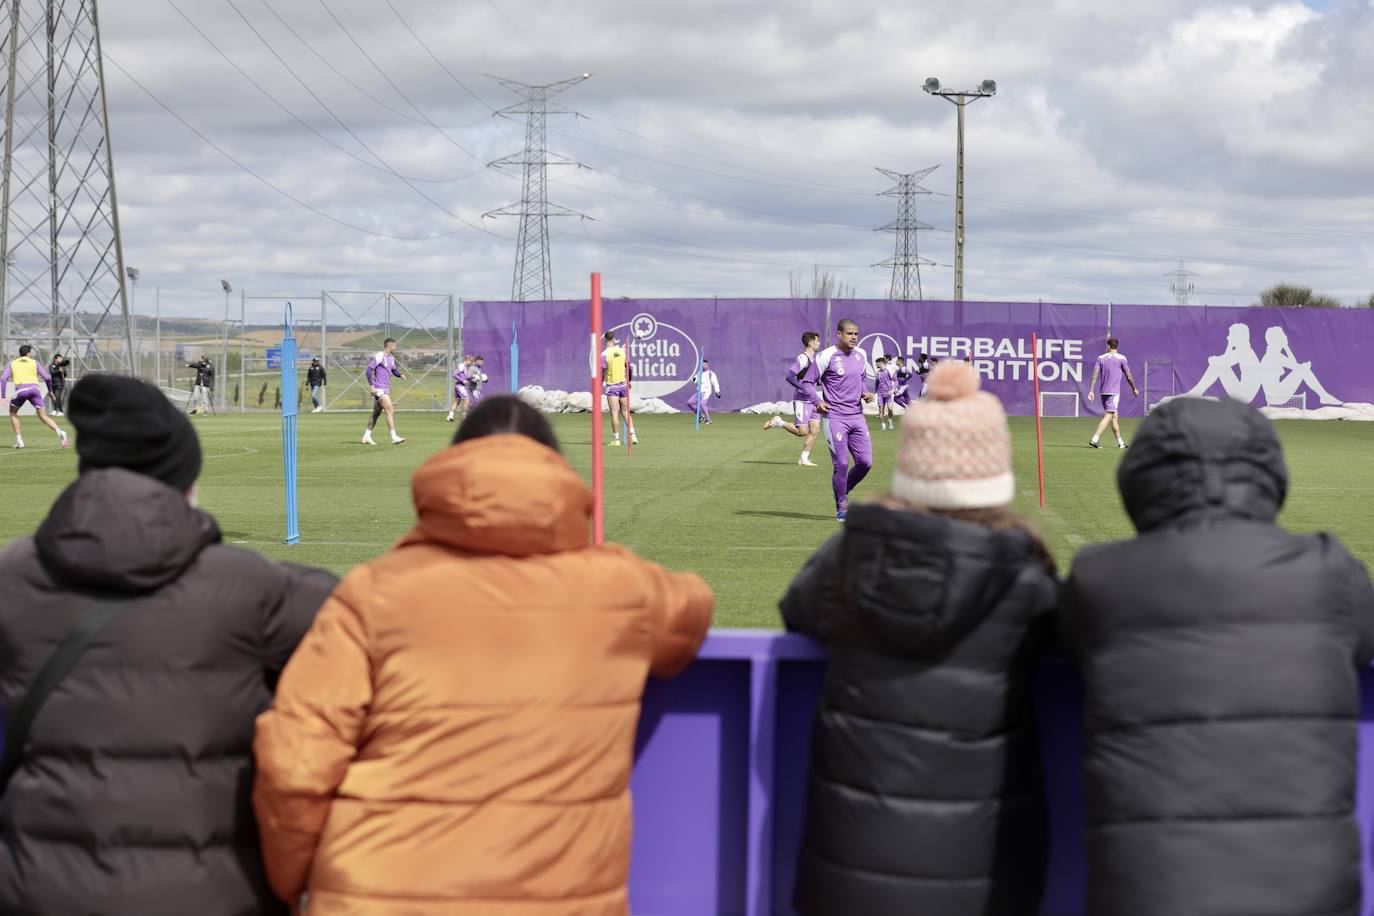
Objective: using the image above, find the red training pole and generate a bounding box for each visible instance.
[1032,332,1046,509]
[591,273,605,545]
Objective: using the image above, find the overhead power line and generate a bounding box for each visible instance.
[317,0,488,167]
[259,0,496,129]
[103,54,493,242]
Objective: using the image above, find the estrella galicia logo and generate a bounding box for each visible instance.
[610,312,701,399]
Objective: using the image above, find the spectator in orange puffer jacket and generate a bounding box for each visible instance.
[253,396,714,916]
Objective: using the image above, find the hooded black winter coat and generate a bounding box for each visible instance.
[0,468,336,916]
[1062,397,1374,916]
[781,502,1058,916]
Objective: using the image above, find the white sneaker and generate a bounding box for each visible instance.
[631,434,639,445]
[612,438,621,447]
[362,433,376,445]
[392,435,406,445]
[799,457,818,467]
[13,440,23,449]
[764,415,783,430]
[446,413,455,422]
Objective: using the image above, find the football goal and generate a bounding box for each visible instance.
[1039,391,1080,418]
[1144,360,1176,415]
[1267,393,1307,411]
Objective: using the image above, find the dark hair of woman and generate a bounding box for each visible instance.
[452,395,560,453]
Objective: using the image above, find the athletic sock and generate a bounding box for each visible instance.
[800,450,810,462]
[1116,437,1125,447]
[1091,435,1100,445]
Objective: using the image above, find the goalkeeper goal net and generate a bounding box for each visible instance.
[1267,393,1307,411]
[1039,391,1080,418]
[1144,360,1176,415]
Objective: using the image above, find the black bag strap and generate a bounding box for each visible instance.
[0,599,130,795]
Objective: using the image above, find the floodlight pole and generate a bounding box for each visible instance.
[924,79,996,301]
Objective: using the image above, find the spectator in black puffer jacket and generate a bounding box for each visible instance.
[782,362,1058,916]
[1062,396,1374,916]
[0,375,337,916]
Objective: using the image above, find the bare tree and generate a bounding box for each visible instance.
[789,266,857,300]
[1255,284,1342,309]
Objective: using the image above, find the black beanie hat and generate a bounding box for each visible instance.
[67,375,203,492]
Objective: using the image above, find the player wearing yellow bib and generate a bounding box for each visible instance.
[601,331,638,446]
[1,345,68,449]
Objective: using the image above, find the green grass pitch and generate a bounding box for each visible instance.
[2,411,1371,629]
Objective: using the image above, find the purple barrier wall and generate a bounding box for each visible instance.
[631,630,1374,916]
[463,299,1374,418]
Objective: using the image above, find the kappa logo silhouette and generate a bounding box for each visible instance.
[610,313,702,399]
[1182,322,1343,407]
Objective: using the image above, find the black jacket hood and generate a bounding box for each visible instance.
[34,467,220,592]
[1117,397,1287,534]
[840,502,1036,655]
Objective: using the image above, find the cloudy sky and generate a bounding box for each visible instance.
[84,0,1374,321]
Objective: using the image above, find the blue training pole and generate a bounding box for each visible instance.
[281,302,300,545]
[511,319,519,394]
[695,351,703,431]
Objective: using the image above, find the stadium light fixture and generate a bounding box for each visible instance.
[220,280,231,293]
[923,77,999,301]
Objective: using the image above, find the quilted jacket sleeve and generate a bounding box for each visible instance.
[644,562,714,679]
[780,534,842,639]
[253,571,374,904]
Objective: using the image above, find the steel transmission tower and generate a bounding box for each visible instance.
[875,166,938,300]
[1167,261,1199,306]
[0,0,133,368]
[485,74,588,302]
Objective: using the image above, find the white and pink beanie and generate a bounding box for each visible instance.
[891,362,1015,509]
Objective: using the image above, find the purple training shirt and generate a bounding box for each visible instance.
[787,352,821,405]
[366,351,402,393]
[875,367,896,395]
[817,345,871,417]
[1096,351,1131,396]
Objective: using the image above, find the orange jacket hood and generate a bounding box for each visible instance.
[404,434,592,556]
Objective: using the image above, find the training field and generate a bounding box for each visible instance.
[2,411,1371,628]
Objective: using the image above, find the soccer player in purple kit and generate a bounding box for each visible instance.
[2,344,68,450]
[764,330,822,467]
[362,337,406,445]
[817,319,875,520]
[1088,336,1139,449]
[447,355,475,422]
[874,356,898,431]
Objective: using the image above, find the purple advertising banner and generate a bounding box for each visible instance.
[463,299,1374,417]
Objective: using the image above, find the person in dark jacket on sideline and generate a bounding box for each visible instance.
[0,374,336,916]
[306,356,327,412]
[1061,396,1374,916]
[782,361,1058,916]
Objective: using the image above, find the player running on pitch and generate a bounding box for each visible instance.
[362,337,406,445]
[1088,336,1139,449]
[874,356,898,431]
[2,345,69,450]
[764,331,823,467]
[447,355,475,422]
[602,331,638,446]
[817,319,875,520]
[469,355,488,406]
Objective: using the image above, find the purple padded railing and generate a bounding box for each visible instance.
[630,630,1374,916]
